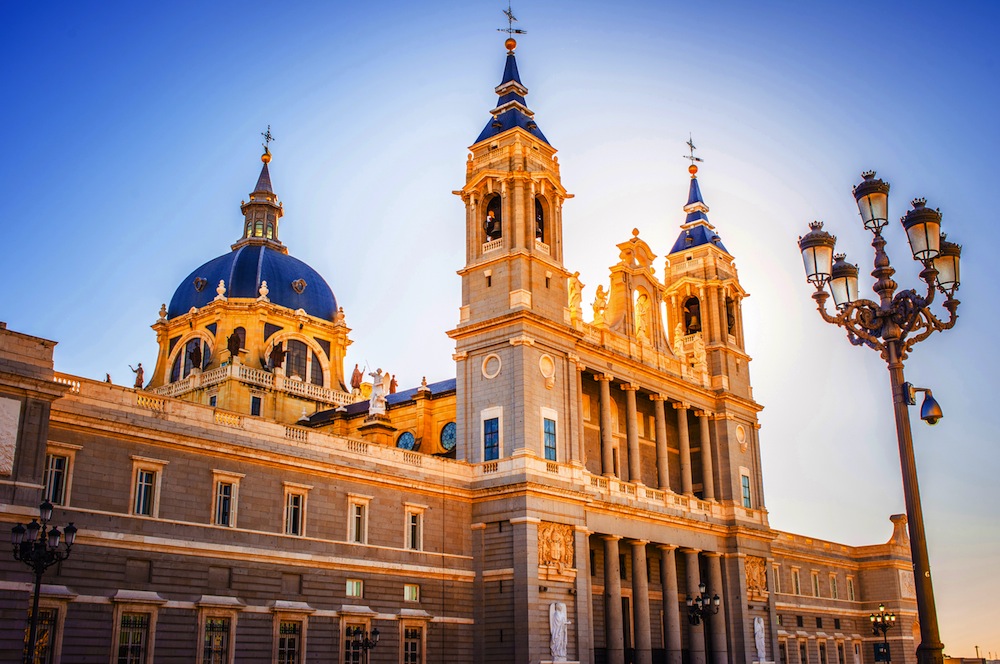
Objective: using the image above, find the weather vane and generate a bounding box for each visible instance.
[683,134,704,166]
[498,1,527,37]
[261,125,275,152]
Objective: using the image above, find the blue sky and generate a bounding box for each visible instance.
[3,1,998,655]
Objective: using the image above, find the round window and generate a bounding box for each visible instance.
[397,431,416,451]
[440,422,457,451]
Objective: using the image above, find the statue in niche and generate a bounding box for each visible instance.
[754,616,766,663]
[745,556,767,594]
[350,364,363,391]
[568,272,583,319]
[634,292,651,343]
[549,602,568,662]
[227,332,242,359]
[538,522,574,569]
[188,342,202,371]
[683,296,701,334]
[592,285,608,325]
[727,296,736,334]
[369,368,388,415]
[129,363,144,389]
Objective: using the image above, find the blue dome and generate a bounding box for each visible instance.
[167,244,337,320]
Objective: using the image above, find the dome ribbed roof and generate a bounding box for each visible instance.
[167,244,337,320]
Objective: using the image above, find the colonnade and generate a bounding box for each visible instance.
[599,537,729,664]
[593,373,716,499]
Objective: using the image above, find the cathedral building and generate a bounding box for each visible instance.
[0,36,918,664]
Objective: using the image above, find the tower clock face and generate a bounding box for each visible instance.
[440,422,457,451]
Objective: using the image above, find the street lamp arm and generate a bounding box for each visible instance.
[813,289,886,352]
[901,298,960,357]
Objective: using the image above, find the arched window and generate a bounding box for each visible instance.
[286,340,308,380]
[484,196,502,242]
[245,221,253,238]
[535,197,545,242]
[266,223,274,239]
[726,296,736,334]
[170,338,209,382]
[233,327,246,349]
[254,220,264,237]
[683,296,702,334]
[309,351,323,386]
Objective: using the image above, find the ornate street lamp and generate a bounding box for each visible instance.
[347,625,379,664]
[870,603,897,663]
[797,170,961,664]
[685,581,719,626]
[10,500,78,664]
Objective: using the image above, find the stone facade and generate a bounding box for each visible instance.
[0,40,916,664]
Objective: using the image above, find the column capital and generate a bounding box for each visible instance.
[600,534,623,542]
[595,373,614,383]
[620,382,639,392]
[629,539,650,547]
[649,393,667,402]
[656,543,678,552]
[567,352,583,368]
[672,402,689,411]
[702,551,724,558]
[679,547,701,554]
[694,409,712,418]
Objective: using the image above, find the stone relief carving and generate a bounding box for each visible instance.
[745,555,768,594]
[899,569,916,599]
[538,522,574,570]
[0,397,20,475]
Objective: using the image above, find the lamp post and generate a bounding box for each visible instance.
[348,625,379,664]
[797,171,961,664]
[10,500,78,664]
[686,581,720,626]
[871,603,897,663]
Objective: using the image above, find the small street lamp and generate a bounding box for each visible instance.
[10,500,77,664]
[686,581,719,626]
[348,625,379,664]
[797,171,961,664]
[870,603,897,663]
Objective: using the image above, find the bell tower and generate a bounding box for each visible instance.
[663,162,751,398]
[454,37,572,328]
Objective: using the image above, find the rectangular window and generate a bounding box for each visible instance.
[796,615,804,628]
[847,577,856,601]
[816,617,823,628]
[250,396,262,417]
[619,554,627,580]
[404,626,423,664]
[23,607,58,664]
[117,612,150,664]
[837,643,845,664]
[277,621,301,664]
[346,579,363,597]
[285,493,304,536]
[484,417,500,461]
[792,569,801,595]
[215,482,234,527]
[407,511,422,551]
[777,614,783,626]
[834,618,841,630]
[812,571,820,597]
[209,395,217,408]
[404,583,420,602]
[741,474,752,508]
[202,617,230,664]
[799,642,808,664]
[350,503,367,544]
[43,454,68,505]
[779,641,788,664]
[830,575,839,599]
[344,624,364,664]
[134,469,156,516]
[819,641,828,664]
[543,417,557,461]
[774,565,782,594]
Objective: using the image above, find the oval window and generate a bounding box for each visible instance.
[440,422,457,451]
[397,431,417,451]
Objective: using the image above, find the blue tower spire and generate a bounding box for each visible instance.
[669,160,729,254]
[475,38,549,145]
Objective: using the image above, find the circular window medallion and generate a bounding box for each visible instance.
[538,354,556,379]
[482,354,502,379]
[440,422,457,451]
[396,431,417,451]
[736,424,748,452]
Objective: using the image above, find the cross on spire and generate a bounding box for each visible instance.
[498,1,527,36]
[261,125,275,152]
[683,134,704,166]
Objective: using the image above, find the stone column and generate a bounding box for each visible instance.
[696,411,715,501]
[706,552,729,664]
[623,383,641,483]
[659,545,682,664]
[597,374,615,477]
[603,536,625,664]
[569,356,584,465]
[674,403,693,496]
[631,541,652,664]
[575,528,596,664]
[651,395,670,491]
[684,549,706,664]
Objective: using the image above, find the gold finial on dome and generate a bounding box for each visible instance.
[505,37,517,52]
[261,125,275,163]
[689,163,698,175]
